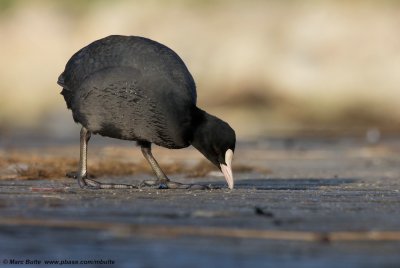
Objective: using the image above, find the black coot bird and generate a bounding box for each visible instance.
[58,35,235,190]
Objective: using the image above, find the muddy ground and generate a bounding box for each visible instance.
[0,136,399,267]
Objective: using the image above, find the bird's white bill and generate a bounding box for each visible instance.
[220,149,234,189]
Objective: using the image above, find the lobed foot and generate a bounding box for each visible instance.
[82,181,136,189]
[68,171,135,189]
[77,176,136,190]
[68,171,213,190]
[139,179,216,190]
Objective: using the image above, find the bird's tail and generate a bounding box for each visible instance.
[57,72,74,109]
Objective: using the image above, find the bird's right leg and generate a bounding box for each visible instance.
[139,141,210,190]
[139,141,170,189]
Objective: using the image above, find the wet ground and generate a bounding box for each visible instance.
[0,136,399,267]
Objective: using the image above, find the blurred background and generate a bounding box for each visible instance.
[0,0,399,141]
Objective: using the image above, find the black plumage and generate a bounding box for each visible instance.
[58,35,236,190]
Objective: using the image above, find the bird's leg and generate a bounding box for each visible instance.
[75,127,136,190]
[139,142,210,190]
[139,142,169,188]
[76,126,93,188]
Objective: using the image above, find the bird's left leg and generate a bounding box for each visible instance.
[75,126,136,189]
[139,141,210,190]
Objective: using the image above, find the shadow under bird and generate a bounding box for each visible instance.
[57,35,236,190]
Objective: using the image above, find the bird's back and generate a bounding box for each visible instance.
[58,35,197,148]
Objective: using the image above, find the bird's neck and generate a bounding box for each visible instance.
[190,107,214,154]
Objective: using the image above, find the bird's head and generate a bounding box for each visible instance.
[191,110,236,189]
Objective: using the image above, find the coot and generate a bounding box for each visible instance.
[58,35,235,190]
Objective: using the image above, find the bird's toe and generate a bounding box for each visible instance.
[165,181,186,189]
[139,179,213,190]
[188,184,211,190]
[77,177,101,189]
[139,179,161,188]
[80,184,101,190]
[166,181,213,190]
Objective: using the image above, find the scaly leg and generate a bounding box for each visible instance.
[75,126,136,189]
[139,141,210,190]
